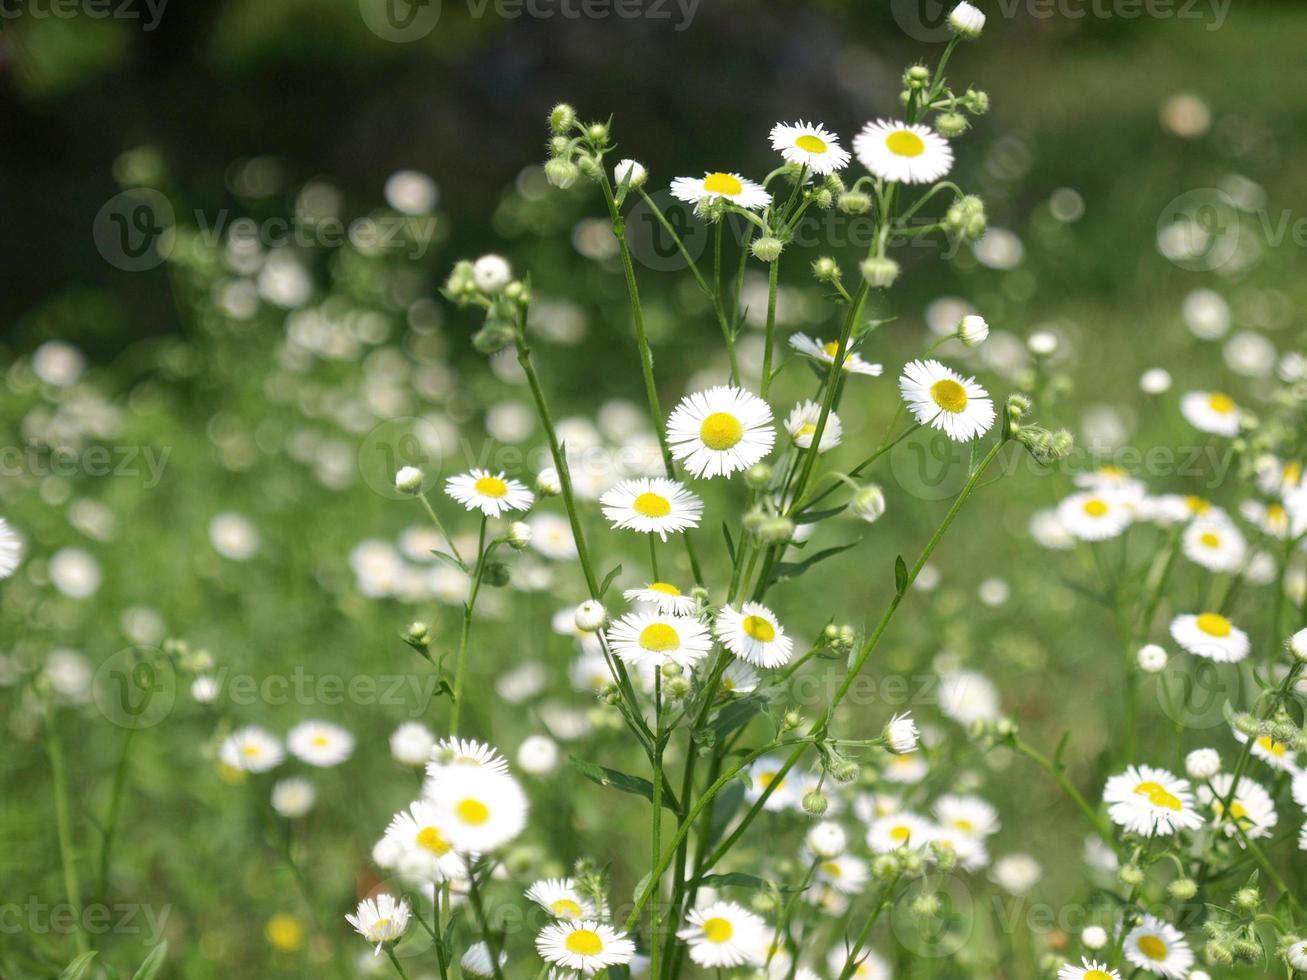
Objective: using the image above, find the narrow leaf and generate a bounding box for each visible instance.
[599,563,623,598]
[59,953,98,980]
[131,943,167,980]
[768,539,860,587]
[894,555,909,595]
[569,756,677,812]
[722,522,736,563]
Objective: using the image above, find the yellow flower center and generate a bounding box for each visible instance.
[1256,735,1288,757]
[886,129,926,157]
[953,818,974,833]
[930,378,968,413]
[795,134,828,154]
[639,623,681,652]
[796,423,818,439]
[456,798,490,825]
[741,614,776,642]
[416,825,452,855]
[700,412,744,450]
[1285,462,1302,483]
[312,734,329,747]
[1214,799,1249,822]
[564,928,604,955]
[1186,495,1211,514]
[1099,465,1127,478]
[474,475,509,498]
[758,770,781,789]
[703,172,743,196]
[649,582,681,595]
[633,492,672,517]
[1137,935,1168,960]
[1207,393,1235,414]
[551,898,583,918]
[702,917,734,943]
[889,824,913,841]
[1268,504,1286,524]
[823,861,842,877]
[242,744,262,758]
[1199,531,1221,548]
[822,340,841,357]
[1133,781,1182,811]
[266,914,304,951]
[1082,499,1109,517]
[1085,971,1113,980]
[1196,612,1232,637]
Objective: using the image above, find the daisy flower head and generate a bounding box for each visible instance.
[788,333,883,376]
[670,172,771,212]
[287,720,355,768]
[1181,518,1246,572]
[769,121,851,174]
[678,900,767,969]
[536,920,635,975]
[1168,611,1250,663]
[345,893,411,954]
[525,878,596,921]
[714,602,793,668]
[1289,939,1307,970]
[426,737,510,787]
[1102,765,1203,837]
[1198,773,1277,841]
[1057,491,1133,541]
[1122,915,1193,978]
[382,800,467,881]
[854,120,953,184]
[949,1,986,37]
[219,726,284,773]
[0,518,24,578]
[814,853,870,894]
[1180,390,1241,436]
[785,400,843,452]
[1058,959,1121,980]
[445,469,534,518]
[883,712,919,754]
[1233,726,1298,773]
[933,794,1000,840]
[899,359,995,442]
[599,478,702,541]
[430,767,528,853]
[720,658,760,694]
[462,941,507,977]
[606,612,713,670]
[744,755,799,812]
[666,386,775,479]
[622,582,698,616]
[867,811,935,853]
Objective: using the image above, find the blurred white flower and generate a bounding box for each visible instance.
[49,548,101,598]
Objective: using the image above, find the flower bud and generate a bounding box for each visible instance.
[935,111,970,138]
[548,135,573,158]
[482,562,511,588]
[574,599,607,632]
[585,122,609,143]
[860,256,900,289]
[506,522,532,550]
[782,710,801,730]
[613,158,647,189]
[962,88,990,115]
[545,157,580,189]
[948,1,986,38]
[394,466,424,495]
[838,192,871,215]
[904,64,931,89]
[1137,643,1168,674]
[403,622,431,646]
[1167,878,1198,901]
[852,484,887,523]
[1289,627,1307,662]
[751,236,785,263]
[958,314,989,347]
[812,256,842,282]
[473,254,512,293]
[536,468,562,496]
[665,676,692,700]
[1184,748,1220,780]
[1081,925,1108,950]
[884,712,919,754]
[473,321,515,354]
[828,758,860,784]
[801,790,828,816]
[1118,864,1144,887]
[549,103,576,134]
[872,854,900,880]
[910,893,941,917]
[757,516,795,544]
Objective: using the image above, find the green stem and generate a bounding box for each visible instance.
[46,711,88,955]
[95,727,135,910]
[417,492,464,565]
[714,221,741,385]
[466,866,506,980]
[449,515,488,735]
[650,675,665,980]
[385,948,413,980]
[761,257,780,397]
[1013,738,1114,845]
[836,878,900,980]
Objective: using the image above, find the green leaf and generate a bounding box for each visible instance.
[130,943,167,980]
[794,503,847,525]
[705,780,746,850]
[722,522,736,563]
[1053,731,1071,769]
[598,563,623,598]
[709,695,769,740]
[429,549,468,573]
[569,756,677,812]
[767,539,860,587]
[59,952,98,980]
[894,555,909,595]
[696,871,773,891]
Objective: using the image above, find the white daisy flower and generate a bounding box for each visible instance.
[1102,765,1203,837]
[806,821,848,859]
[1289,939,1307,971]
[622,582,698,616]
[517,734,559,775]
[461,941,507,977]
[1179,390,1241,436]
[785,400,843,452]
[1168,612,1250,663]
[938,670,1001,725]
[678,901,767,969]
[714,602,793,668]
[382,801,468,881]
[883,712,919,754]
[271,777,316,818]
[1073,465,1148,500]
[1293,771,1307,808]
[1122,915,1193,978]
[606,612,713,670]
[1181,518,1246,572]
[867,812,935,852]
[219,726,284,773]
[744,755,799,812]
[933,794,1000,840]
[990,853,1043,896]
[525,878,597,921]
[0,518,25,578]
[828,946,890,980]
[49,547,101,599]
[1198,773,1278,841]
[769,121,851,174]
[1057,492,1133,541]
[949,1,986,37]
[854,120,953,184]
[720,659,760,694]
[390,722,436,767]
[666,386,775,479]
[429,768,528,853]
[445,469,534,518]
[1233,727,1298,773]
[426,737,511,790]
[814,854,870,895]
[899,359,995,442]
[346,894,411,954]
[536,920,635,974]
[788,333,883,376]
[670,172,772,211]
[287,720,355,767]
[927,826,990,872]
[599,478,702,540]
[1058,958,1121,980]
